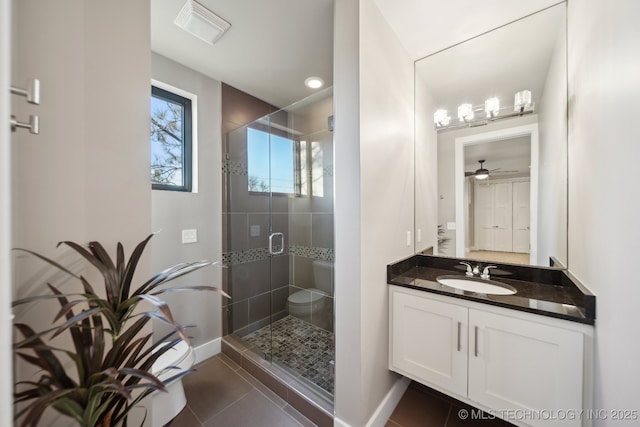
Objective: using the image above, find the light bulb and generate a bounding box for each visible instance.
[458,103,474,123]
[485,97,500,118]
[514,90,532,112]
[434,109,451,127]
[305,77,324,89]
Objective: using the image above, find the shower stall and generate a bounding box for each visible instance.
[221,88,334,401]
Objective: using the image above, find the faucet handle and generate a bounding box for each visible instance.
[481,265,497,279]
[460,262,474,276]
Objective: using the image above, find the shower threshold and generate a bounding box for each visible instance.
[221,320,334,426]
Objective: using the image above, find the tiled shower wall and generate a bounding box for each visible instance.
[221,85,334,336]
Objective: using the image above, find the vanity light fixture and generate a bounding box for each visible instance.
[458,103,474,123]
[305,77,325,89]
[175,0,231,45]
[485,97,500,118]
[434,90,534,131]
[434,109,451,128]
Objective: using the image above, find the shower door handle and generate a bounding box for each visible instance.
[269,232,285,255]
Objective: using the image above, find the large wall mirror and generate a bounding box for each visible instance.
[414,3,567,267]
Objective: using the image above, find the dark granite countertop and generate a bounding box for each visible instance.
[387,254,595,325]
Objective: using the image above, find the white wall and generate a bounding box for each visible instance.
[333,0,363,423]
[334,0,414,425]
[359,0,415,422]
[12,0,151,425]
[0,0,13,424]
[567,1,640,423]
[537,15,568,267]
[150,53,224,350]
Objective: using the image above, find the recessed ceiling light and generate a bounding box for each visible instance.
[305,77,324,89]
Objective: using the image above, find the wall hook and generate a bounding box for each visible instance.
[10,78,40,105]
[10,115,39,135]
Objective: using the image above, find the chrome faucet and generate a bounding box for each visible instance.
[460,262,480,277]
[481,265,497,280]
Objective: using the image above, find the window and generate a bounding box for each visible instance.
[247,128,295,194]
[150,86,192,191]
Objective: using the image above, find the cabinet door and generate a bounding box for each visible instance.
[390,289,468,397]
[468,310,584,427]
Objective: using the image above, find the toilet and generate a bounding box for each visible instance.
[288,260,333,323]
[151,339,195,427]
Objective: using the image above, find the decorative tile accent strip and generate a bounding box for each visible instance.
[222,159,248,176]
[290,245,334,262]
[222,247,269,266]
[243,315,334,395]
[223,245,334,266]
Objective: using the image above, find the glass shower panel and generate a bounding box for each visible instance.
[223,89,334,399]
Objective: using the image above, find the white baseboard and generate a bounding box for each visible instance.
[334,417,350,427]
[334,376,410,427]
[365,376,410,427]
[193,337,221,364]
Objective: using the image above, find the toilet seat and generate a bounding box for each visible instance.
[152,340,193,382]
[288,288,326,304]
[288,288,327,304]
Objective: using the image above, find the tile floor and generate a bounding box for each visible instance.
[167,353,316,427]
[170,354,514,427]
[387,383,515,427]
[243,315,335,395]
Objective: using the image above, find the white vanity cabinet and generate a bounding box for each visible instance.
[390,289,468,396]
[389,285,593,427]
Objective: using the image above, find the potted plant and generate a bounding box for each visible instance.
[437,224,451,253]
[12,234,228,427]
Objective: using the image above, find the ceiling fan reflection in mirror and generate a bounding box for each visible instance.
[465,160,518,180]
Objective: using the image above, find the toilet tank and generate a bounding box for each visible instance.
[312,260,333,295]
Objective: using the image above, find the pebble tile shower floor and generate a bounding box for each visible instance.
[243,315,334,395]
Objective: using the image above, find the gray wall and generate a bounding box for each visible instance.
[11,1,151,425]
[150,53,224,348]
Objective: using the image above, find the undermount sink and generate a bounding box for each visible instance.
[436,275,517,295]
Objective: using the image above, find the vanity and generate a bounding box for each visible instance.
[387,255,595,427]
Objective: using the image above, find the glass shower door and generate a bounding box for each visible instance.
[224,89,335,399]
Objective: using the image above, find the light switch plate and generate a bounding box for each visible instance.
[182,229,198,244]
[447,222,456,230]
